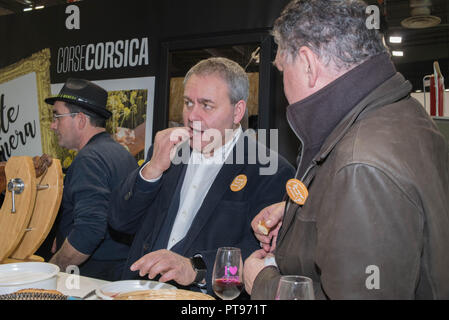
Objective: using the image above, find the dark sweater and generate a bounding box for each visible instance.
[56,132,138,262]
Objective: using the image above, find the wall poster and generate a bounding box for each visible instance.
[51,77,155,167]
[0,49,53,162]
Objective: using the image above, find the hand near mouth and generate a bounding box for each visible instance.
[141,126,192,180]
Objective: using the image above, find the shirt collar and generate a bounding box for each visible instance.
[191,125,243,165]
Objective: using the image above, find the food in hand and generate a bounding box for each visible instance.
[257,220,270,235]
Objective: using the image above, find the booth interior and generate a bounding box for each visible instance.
[1,0,447,164]
[0,0,448,297]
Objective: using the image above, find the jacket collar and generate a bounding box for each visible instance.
[286,53,397,170]
[83,130,109,147]
[316,73,412,165]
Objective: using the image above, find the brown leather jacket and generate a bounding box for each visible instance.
[252,73,449,299]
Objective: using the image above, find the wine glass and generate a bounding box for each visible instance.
[212,247,244,300]
[275,275,315,300]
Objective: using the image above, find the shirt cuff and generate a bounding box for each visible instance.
[67,230,97,255]
[139,161,162,182]
[264,256,278,268]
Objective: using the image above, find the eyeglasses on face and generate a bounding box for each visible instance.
[51,112,79,122]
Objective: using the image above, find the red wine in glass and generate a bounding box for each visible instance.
[212,247,244,300]
[213,278,243,300]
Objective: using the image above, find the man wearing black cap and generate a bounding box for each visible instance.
[45,78,138,280]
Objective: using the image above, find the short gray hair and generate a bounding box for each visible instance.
[184,57,249,105]
[272,0,389,71]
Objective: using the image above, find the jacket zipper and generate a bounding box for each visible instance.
[285,113,317,212]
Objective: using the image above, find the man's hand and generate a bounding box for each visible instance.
[243,249,272,295]
[130,249,196,286]
[141,127,191,180]
[49,239,90,272]
[251,201,286,252]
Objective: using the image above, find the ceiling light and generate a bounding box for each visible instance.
[35,6,45,10]
[23,7,32,12]
[392,51,404,57]
[389,36,402,43]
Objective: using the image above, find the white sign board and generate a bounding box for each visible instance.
[0,72,43,160]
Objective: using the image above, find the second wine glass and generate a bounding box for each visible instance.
[275,275,315,300]
[212,247,244,300]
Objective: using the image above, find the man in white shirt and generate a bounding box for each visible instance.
[109,57,294,294]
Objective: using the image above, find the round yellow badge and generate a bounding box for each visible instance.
[286,178,309,205]
[230,174,247,192]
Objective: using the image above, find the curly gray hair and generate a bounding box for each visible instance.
[272,0,389,71]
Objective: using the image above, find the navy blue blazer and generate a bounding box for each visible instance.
[109,134,294,294]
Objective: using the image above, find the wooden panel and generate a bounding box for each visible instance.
[247,72,259,117]
[0,157,36,262]
[168,76,185,125]
[10,159,63,260]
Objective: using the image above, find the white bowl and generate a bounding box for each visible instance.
[0,262,60,295]
[96,280,177,300]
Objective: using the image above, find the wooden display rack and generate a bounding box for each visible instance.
[0,156,63,264]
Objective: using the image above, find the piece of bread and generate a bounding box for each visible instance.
[16,288,63,295]
[257,220,270,235]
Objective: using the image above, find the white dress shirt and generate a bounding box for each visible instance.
[140,126,242,250]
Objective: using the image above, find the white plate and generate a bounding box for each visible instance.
[0,262,60,295]
[96,280,177,300]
